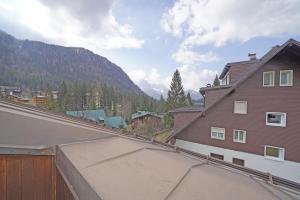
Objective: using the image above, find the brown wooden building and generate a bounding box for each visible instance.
[167,39,300,183]
[32,95,47,106]
[131,111,163,131]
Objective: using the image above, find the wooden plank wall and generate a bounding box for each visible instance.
[0,155,55,200]
[56,167,75,200]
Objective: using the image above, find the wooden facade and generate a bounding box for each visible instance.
[0,155,75,200]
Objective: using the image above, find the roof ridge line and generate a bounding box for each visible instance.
[163,162,208,200]
[81,147,145,170]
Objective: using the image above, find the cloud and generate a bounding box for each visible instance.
[128,68,170,98]
[177,65,217,91]
[0,0,144,50]
[172,48,219,64]
[161,0,300,47]
[128,66,217,98]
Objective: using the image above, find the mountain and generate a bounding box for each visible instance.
[139,79,202,101]
[138,80,168,99]
[0,30,143,94]
[186,89,202,100]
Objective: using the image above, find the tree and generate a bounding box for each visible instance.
[213,74,220,86]
[186,92,193,106]
[166,69,187,110]
[57,81,68,111]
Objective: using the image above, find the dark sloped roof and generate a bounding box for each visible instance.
[167,38,300,142]
[199,85,232,95]
[169,106,204,113]
[131,111,162,120]
[219,59,259,79]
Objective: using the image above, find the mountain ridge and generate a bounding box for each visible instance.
[0,30,144,94]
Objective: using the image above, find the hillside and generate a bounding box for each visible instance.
[0,30,143,94]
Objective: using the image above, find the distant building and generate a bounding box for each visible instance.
[7,94,31,105]
[51,91,58,100]
[131,111,163,131]
[0,86,21,97]
[169,106,204,132]
[32,95,47,106]
[66,109,127,129]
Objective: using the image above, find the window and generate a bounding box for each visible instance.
[221,73,230,85]
[234,101,247,114]
[210,153,224,160]
[263,71,275,87]
[233,129,246,143]
[264,145,285,161]
[232,158,245,166]
[280,70,293,86]
[211,127,225,140]
[266,112,286,127]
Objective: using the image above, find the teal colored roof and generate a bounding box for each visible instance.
[131,111,162,120]
[106,116,127,129]
[66,110,106,121]
[66,109,127,128]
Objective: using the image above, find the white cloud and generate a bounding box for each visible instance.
[162,0,300,47]
[0,0,144,50]
[177,65,217,91]
[128,68,170,98]
[128,66,217,98]
[172,48,219,64]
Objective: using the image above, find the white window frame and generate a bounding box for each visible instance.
[233,129,246,143]
[221,73,230,86]
[264,145,285,161]
[280,70,293,86]
[266,112,286,127]
[263,71,275,87]
[234,101,247,114]
[211,127,225,140]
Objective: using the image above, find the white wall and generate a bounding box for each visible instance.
[176,139,300,184]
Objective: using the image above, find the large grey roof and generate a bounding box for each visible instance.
[57,137,299,200]
[0,101,113,148]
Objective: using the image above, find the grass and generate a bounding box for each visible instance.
[154,129,172,142]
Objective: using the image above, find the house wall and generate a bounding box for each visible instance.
[132,115,162,130]
[229,62,255,84]
[173,112,200,132]
[175,139,300,183]
[204,88,230,108]
[0,155,55,200]
[176,53,300,164]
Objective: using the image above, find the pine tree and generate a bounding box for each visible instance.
[186,92,193,106]
[167,69,187,110]
[57,81,68,111]
[213,74,220,86]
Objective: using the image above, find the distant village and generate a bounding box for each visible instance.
[0,85,165,134]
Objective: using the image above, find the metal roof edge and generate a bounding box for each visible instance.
[0,145,55,155]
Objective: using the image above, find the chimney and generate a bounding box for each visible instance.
[248,53,256,61]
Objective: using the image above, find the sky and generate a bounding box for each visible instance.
[1,0,300,98]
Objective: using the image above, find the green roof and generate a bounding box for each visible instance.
[106,116,127,129]
[66,109,127,128]
[131,111,162,120]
